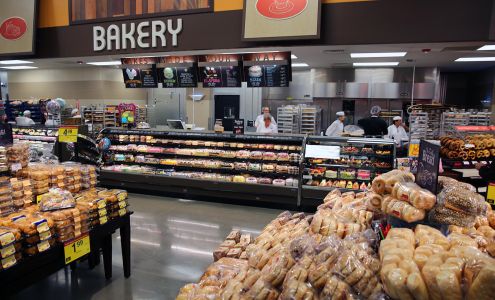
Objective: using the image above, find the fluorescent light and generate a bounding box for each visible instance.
[477,45,495,51]
[455,57,495,62]
[353,62,399,67]
[351,52,406,58]
[0,66,38,70]
[291,54,298,59]
[171,245,212,256]
[0,60,33,65]
[86,61,121,66]
[292,63,309,67]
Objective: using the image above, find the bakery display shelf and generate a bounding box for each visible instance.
[99,170,298,207]
[305,163,391,171]
[308,174,372,182]
[109,150,301,165]
[13,135,57,142]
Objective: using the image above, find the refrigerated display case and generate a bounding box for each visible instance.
[99,128,305,208]
[300,136,395,210]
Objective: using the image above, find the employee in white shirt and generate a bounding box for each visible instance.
[256,114,278,134]
[326,111,345,137]
[387,116,409,145]
[15,110,35,126]
[255,107,276,129]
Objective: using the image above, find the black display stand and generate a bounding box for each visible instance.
[0,213,132,297]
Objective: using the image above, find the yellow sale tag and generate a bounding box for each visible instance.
[36,195,42,204]
[487,183,495,205]
[64,234,90,264]
[408,143,420,157]
[58,126,78,143]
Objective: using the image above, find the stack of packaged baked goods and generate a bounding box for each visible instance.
[380,225,495,300]
[213,230,252,261]
[29,165,50,197]
[0,146,8,173]
[48,164,65,189]
[106,189,128,220]
[0,226,22,271]
[6,143,29,176]
[0,212,55,257]
[38,188,80,243]
[371,170,436,223]
[75,189,108,227]
[81,165,97,190]
[10,178,28,210]
[0,176,14,217]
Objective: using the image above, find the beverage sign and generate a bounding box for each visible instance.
[233,119,245,134]
[415,140,440,194]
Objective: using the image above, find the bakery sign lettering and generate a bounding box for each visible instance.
[93,19,183,52]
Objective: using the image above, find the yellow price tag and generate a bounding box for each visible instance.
[99,216,108,225]
[408,143,420,157]
[487,183,495,205]
[36,195,42,204]
[58,126,78,143]
[64,234,90,264]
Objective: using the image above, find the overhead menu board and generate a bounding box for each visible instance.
[121,58,158,88]
[198,55,242,88]
[157,56,198,88]
[243,52,291,87]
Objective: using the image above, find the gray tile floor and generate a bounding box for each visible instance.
[11,193,283,300]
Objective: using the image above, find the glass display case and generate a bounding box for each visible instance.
[99,128,305,208]
[301,136,396,210]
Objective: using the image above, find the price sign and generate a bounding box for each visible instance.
[64,234,90,264]
[487,182,495,205]
[58,126,78,143]
[408,143,420,158]
[36,195,42,204]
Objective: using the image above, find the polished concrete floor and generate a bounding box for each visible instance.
[11,194,283,300]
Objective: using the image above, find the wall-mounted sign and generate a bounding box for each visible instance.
[199,55,242,88]
[243,0,321,41]
[157,56,198,88]
[121,58,158,88]
[0,0,36,56]
[243,52,291,87]
[93,19,183,52]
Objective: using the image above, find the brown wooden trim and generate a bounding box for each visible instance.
[96,0,108,18]
[130,0,137,15]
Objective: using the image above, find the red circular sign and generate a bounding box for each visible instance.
[0,17,27,40]
[256,0,308,19]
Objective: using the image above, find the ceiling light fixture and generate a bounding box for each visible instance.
[477,45,495,51]
[0,66,38,70]
[292,63,309,67]
[86,61,122,66]
[455,57,495,62]
[350,52,407,58]
[353,62,399,67]
[0,60,34,65]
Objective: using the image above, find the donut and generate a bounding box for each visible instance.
[459,151,468,161]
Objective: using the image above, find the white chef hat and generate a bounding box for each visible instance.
[393,116,402,121]
[336,111,345,116]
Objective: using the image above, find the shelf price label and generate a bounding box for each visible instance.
[64,234,90,264]
[58,126,78,143]
[408,143,420,158]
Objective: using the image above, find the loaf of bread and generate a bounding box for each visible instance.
[382,197,426,223]
[372,170,415,195]
[392,181,436,210]
[430,206,476,227]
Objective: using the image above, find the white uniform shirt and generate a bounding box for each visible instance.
[256,123,278,134]
[387,125,409,144]
[254,114,276,128]
[326,120,344,137]
[15,117,35,126]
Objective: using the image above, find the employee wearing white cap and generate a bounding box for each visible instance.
[15,110,35,126]
[387,116,409,145]
[326,111,345,137]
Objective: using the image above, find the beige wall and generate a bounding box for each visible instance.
[185,87,213,129]
[7,67,147,107]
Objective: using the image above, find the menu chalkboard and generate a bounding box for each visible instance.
[415,140,441,194]
[159,67,198,88]
[122,66,158,88]
[233,119,245,134]
[200,66,242,88]
[0,124,13,146]
[245,65,289,87]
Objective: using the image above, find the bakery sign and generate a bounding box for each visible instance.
[93,19,183,52]
[243,0,321,40]
[0,0,37,56]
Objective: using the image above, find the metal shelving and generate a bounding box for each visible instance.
[299,105,321,135]
[277,105,299,134]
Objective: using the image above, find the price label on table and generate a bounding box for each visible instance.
[408,143,420,157]
[64,234,90,264]
[58,126,78,143]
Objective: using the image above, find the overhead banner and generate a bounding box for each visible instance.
[0,0,37,56]
[121,58,158,88]
[157,56,198,88]
[243,0,321,41]
[198,55,242,88]
[243,52,291,87]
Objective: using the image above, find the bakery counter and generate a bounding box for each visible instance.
[99,170,299,208]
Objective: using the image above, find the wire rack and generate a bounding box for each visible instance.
[277,105,299,134]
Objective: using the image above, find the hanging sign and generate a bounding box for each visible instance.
[157,56,198,88]
[415,140,441,194]
[243,52,291,87]
[121,58,158,88]
[198,55,242,88]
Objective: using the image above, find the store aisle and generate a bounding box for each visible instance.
[12,194,283,300]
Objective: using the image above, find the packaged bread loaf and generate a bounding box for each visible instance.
[437,186,486,216]
[429,205,476,227]
[382,196,426,223]
[392,181,436,210]
[372,170,415,195]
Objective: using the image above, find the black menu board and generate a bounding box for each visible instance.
[159,67,198,88]
[244,65,289,87]
[233,119,245,134]
[121,57,159,88]
[415,140,441,194]
[198,55,242,88]
[243,52,291,87]
[0,124,13,146]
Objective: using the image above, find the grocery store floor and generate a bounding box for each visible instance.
[12,193,283,300]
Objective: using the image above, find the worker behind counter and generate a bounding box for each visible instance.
[326,111,346,137]
[254,107,276,129]
[387,116,409,156]
[357,106,388,137]
[15,110,35,126]
[256,114,278,134]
